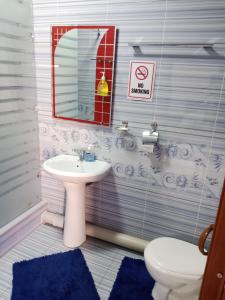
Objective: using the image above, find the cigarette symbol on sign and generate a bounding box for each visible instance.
[135,66,149,80]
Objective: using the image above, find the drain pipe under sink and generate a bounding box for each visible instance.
[41,211,149,253]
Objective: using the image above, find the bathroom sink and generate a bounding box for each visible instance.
[43,154,111,184]
[43,154,111,248]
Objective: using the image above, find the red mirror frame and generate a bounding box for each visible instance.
[52,25,116,126]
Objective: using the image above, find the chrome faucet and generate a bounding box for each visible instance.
[72,149,86,161]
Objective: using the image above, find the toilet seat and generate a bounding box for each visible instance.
[144,237,206,278]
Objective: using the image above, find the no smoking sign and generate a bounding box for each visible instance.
[128,61,156,101]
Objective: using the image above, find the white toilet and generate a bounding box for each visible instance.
[144,237,207,300]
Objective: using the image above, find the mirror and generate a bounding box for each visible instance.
[52,25,116,126]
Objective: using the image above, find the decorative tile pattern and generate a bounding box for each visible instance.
[0,225,142,300]
[33,0,225,244]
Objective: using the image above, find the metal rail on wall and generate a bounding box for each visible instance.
[128,42,225,48]
[128,42,225,58]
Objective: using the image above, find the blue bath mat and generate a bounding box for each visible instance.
[11,249,100,300]
[109,257,155,300]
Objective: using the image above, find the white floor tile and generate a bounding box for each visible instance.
[0,224,141,300]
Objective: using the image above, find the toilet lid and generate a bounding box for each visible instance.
[145,237,207,277]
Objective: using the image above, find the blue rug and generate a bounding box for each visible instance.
[109,257,155,300]
[11,249,100,300]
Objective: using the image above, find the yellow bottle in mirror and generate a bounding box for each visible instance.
[97,71,108,96]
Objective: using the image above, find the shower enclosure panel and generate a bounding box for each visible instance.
[0,0,41,228]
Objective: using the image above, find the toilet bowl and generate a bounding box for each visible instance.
[144,237,207,300]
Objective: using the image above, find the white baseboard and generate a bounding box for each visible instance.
[0,201,48,257]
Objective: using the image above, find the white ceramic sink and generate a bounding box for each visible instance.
[43,154,111,248]
[43,154,111,184]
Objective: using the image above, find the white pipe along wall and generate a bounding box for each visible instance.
[41,211,149,253]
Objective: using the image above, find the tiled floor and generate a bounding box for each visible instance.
[0,224,143,299]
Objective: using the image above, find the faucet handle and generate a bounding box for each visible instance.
[72,148,86,160]
[151,122,158,132]
[72,148,79,154]
[72,148,84,152]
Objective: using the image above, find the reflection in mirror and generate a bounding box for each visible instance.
[52,26,116,126]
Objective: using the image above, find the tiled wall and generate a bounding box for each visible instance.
[33,0,225,244]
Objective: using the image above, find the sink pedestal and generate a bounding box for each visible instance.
[63,182,86,247]
[43,155,111,247]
